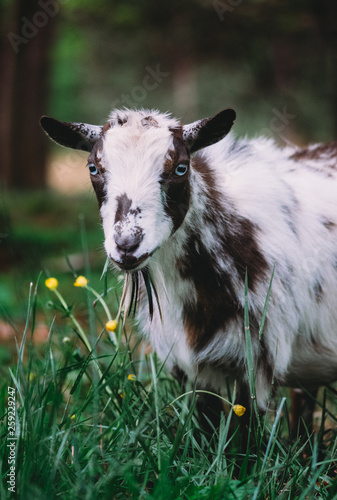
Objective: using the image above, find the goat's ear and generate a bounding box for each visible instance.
[182,109,236,154]
[40,116,102,152]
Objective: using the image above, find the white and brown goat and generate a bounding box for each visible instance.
[41,108,337,426]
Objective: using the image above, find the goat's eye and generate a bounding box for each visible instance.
[175,164,188,176]
[88,163,98,175]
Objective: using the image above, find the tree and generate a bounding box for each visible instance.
[0,0,56,188]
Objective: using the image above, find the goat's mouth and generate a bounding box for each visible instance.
[110,253,150,272]
[110,245,159,272]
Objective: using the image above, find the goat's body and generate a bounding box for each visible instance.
[41,107,337,413]
[137,134,337,409]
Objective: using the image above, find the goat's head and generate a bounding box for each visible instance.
[41,108,235,272]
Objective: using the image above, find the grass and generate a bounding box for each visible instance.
[1,264,337,499]
[1,197,337,499]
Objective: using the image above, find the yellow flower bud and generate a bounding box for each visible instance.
[106,320,118,332]
[127,374,136,382]
[233,404,246,417]
[70,414,76,420]
[74,276,88,287]
[45,277,58,291]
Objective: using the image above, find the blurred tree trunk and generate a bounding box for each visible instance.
[310,0,337,137]
[167,11,198,121]
[0,0,56,189]
[0,4,15,187]
[172,55,198,122]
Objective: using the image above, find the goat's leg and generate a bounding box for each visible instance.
[195,388,224,435]
[172,366,223,436]
[290,387,318,437]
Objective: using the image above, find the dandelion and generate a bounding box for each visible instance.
[127,374,136,382]
[233,404,246,417]
[106,319,118,332]
[45,277,58,291]
[74,276,88,287]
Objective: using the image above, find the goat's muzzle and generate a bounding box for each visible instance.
[111,231,147,270]
[110,252,149,272]
[114,231,143,255]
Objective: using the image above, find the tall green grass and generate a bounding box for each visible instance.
[1,267,337,499]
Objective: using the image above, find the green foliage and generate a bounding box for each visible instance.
[1,267,337,498]
[44,0,337,143]
[0,191,105,320]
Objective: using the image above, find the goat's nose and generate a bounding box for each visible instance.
[114,232,143,255]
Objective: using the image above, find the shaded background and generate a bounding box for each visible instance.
[0,0,337,352]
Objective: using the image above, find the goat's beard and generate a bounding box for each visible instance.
[122,268,161,321]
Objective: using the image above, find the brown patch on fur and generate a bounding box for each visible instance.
[89,172,106,209]
[165,181,191,233]
[87,140,107,208]
[178,155,268,351]
[226,217,268,288]
[178,234,242,351]
[114,193,132,225]
[290,141,337,164]
[178,231,267,351]
[163,154,174,175]
[160,127,191,233]
[102,122,111,135]
[193,156,268,289]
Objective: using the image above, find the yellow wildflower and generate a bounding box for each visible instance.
[127,374,136,382]
[120,391,126,399]
[45,277,58,291]
[70,414,76,420]
[233,404,246,417]
[74,276,88,287]
[106,320,118,332]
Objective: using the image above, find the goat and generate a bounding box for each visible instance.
[40,108,337,427]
